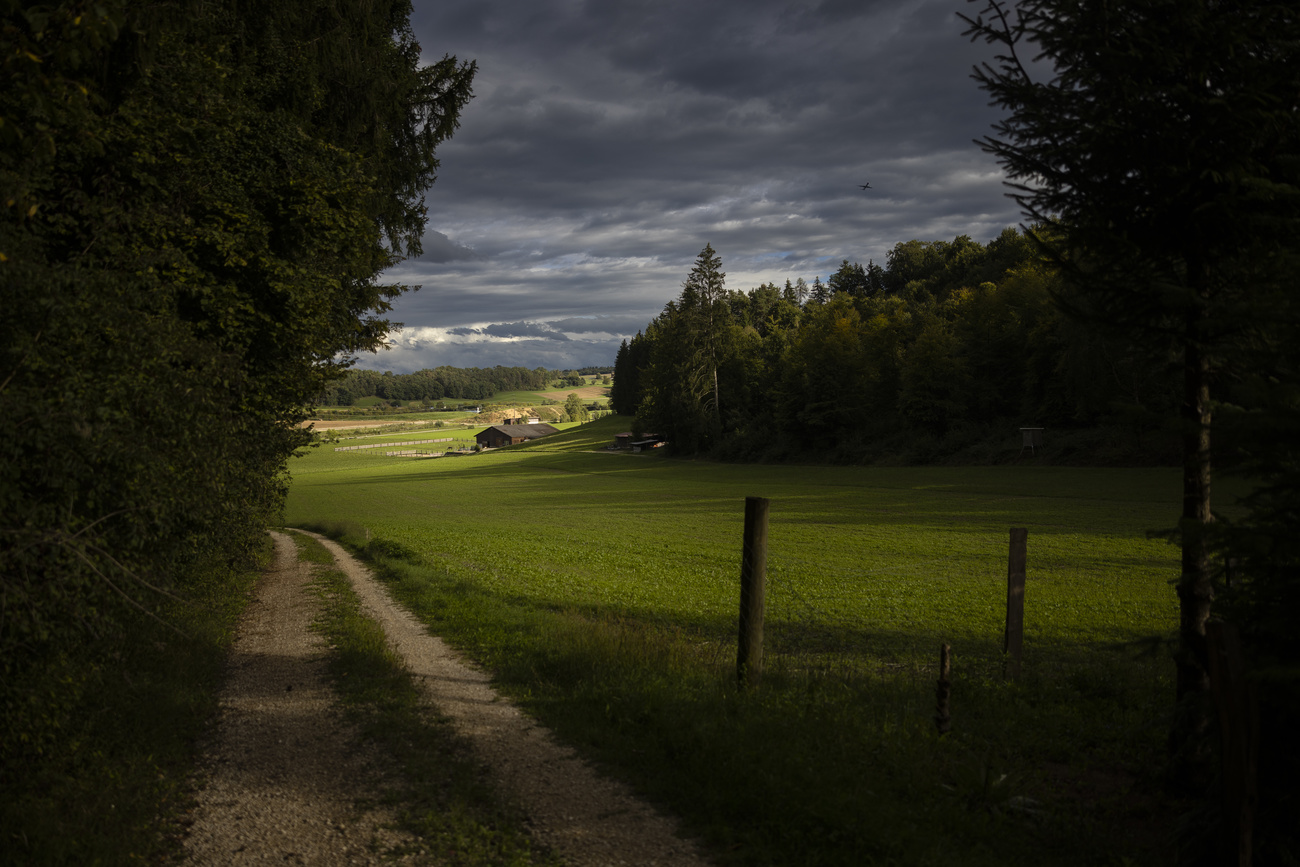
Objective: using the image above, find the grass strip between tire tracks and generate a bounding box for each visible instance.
[288,530,560,866]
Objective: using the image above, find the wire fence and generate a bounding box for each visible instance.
[755,556,964,683]
[335,438,455,452]
[725,504,1029,685]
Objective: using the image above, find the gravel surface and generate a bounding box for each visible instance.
[183,531,416,865]
[184,529,712,866]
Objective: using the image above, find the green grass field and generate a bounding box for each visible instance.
[285,415,1196,865]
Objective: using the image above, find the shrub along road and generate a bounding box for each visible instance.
[183,529,710,866]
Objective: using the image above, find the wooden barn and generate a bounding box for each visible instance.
[475,423,559,449]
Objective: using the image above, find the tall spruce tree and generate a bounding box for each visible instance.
[962,0,1300,799]
[680,243,728,433]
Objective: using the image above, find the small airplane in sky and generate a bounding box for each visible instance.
[858,182,872,190]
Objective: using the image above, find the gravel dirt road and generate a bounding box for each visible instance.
[182,532,414,865]
[183,530,711,866]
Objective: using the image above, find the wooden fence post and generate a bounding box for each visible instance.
[737,496,770,688]
[1004,528,1027,680]
[935,643,952,734]
[1206,621,1259,867]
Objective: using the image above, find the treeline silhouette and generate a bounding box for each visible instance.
[321,365,614,404]
[612,228,1179,462]
[324,366,553,403]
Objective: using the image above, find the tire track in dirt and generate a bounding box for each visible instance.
[183,531,416,865]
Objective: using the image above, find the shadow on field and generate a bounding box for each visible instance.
[289,501,1183,867]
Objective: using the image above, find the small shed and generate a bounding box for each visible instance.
[475,423,560,450]
[1019,427,1044,456]
[630,434,665,452]
[613,431,635,449]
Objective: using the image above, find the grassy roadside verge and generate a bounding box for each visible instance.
[0,551,263,865]
[288,530,559,866]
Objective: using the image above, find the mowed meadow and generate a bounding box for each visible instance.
[285,415,1193,866]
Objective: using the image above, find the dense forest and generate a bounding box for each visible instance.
[318,365,614,405]
[323,365,553,404]
[1,0,472,765]
[612,229,1178,463]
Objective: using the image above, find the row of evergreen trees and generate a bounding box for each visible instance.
[323,366,554,404]
[321,365,616,405]
[611,230,1177,461]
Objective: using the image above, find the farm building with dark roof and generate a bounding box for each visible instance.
[475,423,560,449]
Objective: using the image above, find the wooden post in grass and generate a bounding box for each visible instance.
[935,643,952,734]
[737,496,770,688]
[1004,528,1027,680]
[1206,621,1258,867]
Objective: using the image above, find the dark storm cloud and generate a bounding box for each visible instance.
[481,322,571,341]
[546,315,651,336]
[368,0,1023,373]
[418,230,482,263]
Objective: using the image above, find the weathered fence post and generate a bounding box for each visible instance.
[935,643,952,734]
[737,496,770,688]
[1004,528,1027,679]
[1206,620,1259,867]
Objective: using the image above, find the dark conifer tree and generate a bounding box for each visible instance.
[964,0,1300,832]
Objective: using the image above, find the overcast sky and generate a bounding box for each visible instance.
[369,0,1025,373]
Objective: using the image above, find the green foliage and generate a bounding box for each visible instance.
[0,0,473,799]
[618,229,1174,461]
[963,0,1300,846]
[323,365,554,404]
[0,553,260,865]
[634,243,734,451]
[563,392,590,423]
[610,334,649,416]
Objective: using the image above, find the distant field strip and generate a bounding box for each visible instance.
[289,417,1183,661]
[532,385,607,400]
[335,438,455,451]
